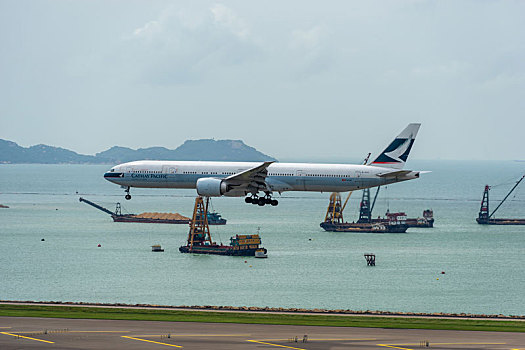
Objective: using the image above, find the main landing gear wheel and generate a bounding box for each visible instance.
[244,195,279,207]
[244,194,278,206]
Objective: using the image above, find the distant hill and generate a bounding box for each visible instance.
[0,139,104,164]
[96,139,276,163]
[0,139,276,164]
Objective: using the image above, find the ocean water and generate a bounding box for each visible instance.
[0,161,524,316]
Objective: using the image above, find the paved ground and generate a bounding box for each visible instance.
[1,316,524,349]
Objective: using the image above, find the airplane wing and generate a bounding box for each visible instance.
[224,161,274,193]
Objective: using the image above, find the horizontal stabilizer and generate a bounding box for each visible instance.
[377,170,412,178]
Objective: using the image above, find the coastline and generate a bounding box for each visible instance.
[1,300,523,321]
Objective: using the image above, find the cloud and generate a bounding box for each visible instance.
[133,20,161,38]
[410,61,471,79]
[117,4,259,85]
[287,25,333,79]
[290,26,324,51]
[210,4,249,39]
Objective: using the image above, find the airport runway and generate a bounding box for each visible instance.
[1,316,524,349]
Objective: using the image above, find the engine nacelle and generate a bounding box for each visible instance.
[196,178,227,197]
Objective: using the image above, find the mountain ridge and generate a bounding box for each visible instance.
[0,139,276,164]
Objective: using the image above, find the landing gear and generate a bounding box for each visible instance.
[244,193,278,206]
[124,187,131,200]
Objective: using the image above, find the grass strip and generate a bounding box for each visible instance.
[0,304,523,333]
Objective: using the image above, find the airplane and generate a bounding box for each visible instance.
[104,123,422,206]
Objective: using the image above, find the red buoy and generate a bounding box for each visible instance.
[98,244,101,247]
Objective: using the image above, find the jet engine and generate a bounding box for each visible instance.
[196,178,228,197]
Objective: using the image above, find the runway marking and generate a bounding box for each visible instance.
[122,335,183,348]
[0,331,54,344]
[377,344,413,350]
[247,340,307,349]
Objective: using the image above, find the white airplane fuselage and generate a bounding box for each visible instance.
[104,160,419,196]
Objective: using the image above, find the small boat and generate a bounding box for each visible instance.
[151,244,164,252]
[255,249,268,258]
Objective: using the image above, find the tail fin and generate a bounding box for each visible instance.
[369,123,421,169]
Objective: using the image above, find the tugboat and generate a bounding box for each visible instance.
[196,211,227,225]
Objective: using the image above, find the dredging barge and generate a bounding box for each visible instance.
[79,197,226,225]
[179,196,267,257]
[320,188,433,233]
[477,174,525,225]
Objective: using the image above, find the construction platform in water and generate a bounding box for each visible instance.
[78,197,226,225]
[179,196,267,257]
[477,174,525,225]
[320,187,433,233]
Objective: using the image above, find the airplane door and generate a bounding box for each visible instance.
[295,170,307,191]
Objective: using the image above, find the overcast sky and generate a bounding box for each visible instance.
[1,0,523,161]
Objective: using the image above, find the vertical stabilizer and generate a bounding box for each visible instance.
[369,123,421,169]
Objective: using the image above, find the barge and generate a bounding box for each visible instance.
[321,211,409,233]
[320,188,432,233]
[113,211,190,224]
[79,197,226,225]
[369,209,434,228]
[179,197,267,256]
[179,234,267,256]
[477,175,525,225]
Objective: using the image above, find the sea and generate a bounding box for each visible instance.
[0,160,524,316]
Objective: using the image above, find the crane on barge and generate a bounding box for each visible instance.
[477,174,525,225]
[179,196,267,256]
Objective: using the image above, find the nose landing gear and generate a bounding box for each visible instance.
[124,187,131,200]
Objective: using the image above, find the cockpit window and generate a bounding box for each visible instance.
[111,169,115,172]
